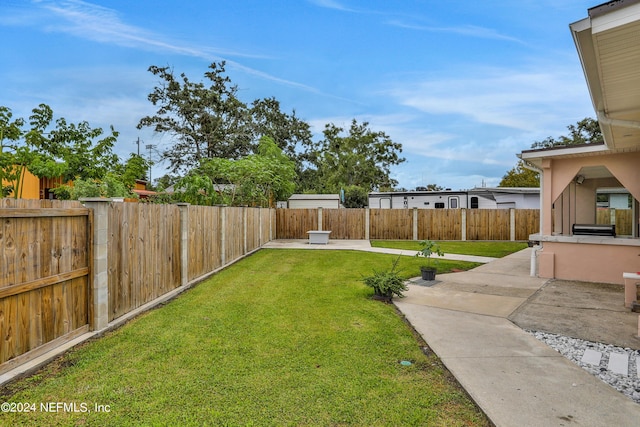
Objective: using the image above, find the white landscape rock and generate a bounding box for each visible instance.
[529,330,640,403]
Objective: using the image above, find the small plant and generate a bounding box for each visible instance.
[415,240,444,268]
[362,256,408,302]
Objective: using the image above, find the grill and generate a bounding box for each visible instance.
[571,224,616,237]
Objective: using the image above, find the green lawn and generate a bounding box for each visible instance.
[371,240,528,258]
[1,250,489,426]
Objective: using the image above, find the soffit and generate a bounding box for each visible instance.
[572,2,640,150]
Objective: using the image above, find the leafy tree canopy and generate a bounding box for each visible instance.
[499,160,540,187]
[342,185,369,208]
[0,106,27,197]
[303,119,405,193]
[500,117,602,188]
[415,184,444,191]
[138,62,312,177]
[138,62,253,173]
[530,117,602,149]
[1,104,143,199]
[170,136,296,207]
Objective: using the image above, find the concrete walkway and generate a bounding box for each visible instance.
[264,239,640,426]
[263,239,496,263]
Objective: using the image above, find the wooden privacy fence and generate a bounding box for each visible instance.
[1,199,275,375]
[186,206,273,282]
[596,208,632,236]
[108,203,181,322]
[276,208,540,241]
[0,199,90,374]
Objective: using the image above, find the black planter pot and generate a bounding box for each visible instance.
[420,267,436,281]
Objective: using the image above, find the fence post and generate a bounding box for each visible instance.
[461,209,467,241]
[258,207,263,246]
[413,208,418,241]
[318,207,323,231]
[177,203,190,286]
[243,207,248,254]
[270,208,274,241]
[510,208,516,241]
[221,207,226,266]
[81,198,111,331]
[365,208,370,240]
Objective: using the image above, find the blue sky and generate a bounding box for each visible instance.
[1,0,598,190]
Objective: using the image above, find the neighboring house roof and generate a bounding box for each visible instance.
[132,189,157,197]
[288,194,339,200]
[469,187,539,194]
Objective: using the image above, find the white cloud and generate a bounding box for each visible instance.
[387,20,525,44]
[386,64,591,132]
[307,0,354,12]
[14,1,324,93]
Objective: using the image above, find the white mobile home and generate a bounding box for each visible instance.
[368,188,539,209]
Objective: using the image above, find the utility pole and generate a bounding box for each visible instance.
[135,137,141,156]
[145,144,156,183]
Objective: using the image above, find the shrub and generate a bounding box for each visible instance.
[362,256,408,301]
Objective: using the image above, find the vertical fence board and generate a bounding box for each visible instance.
[369,209,413,239]
[276,209,318,239]
[419,210,462,240]
[187,206,223,281]
[323,209,366,239]
[515,209,540,240]
[0,199,90,371]
[107,203,181,322]
[466,209,511,240]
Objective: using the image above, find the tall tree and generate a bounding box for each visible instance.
[114,153,150,189]
[0,106,28,197]
[530,117,602,149]
[24,104,119,182]
[249,97,312,158]
[500,117,602,187]
[174,136,296,207]
[499,160,540,187]
[250,97,313,190]
[304,119,405,193]
[138,62,253,173]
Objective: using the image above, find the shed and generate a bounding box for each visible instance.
[287,194,340,209]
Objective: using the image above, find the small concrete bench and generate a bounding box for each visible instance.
[307,230,331,245]
[623,272,640,308]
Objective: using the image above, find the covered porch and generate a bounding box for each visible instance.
[521,0,640,285]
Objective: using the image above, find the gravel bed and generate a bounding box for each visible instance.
[529,330,640,403]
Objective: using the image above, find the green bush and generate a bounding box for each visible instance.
[53,175,137,200]
[362,256,408,301]
[343,185,369,208]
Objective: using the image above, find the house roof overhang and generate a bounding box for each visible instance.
[570,0,640,151]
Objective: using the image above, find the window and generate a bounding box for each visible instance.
[434,202,445,209]
[470,197,479,209]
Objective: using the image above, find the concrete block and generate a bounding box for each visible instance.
[581,349,602,366]
[608,352,629,376]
